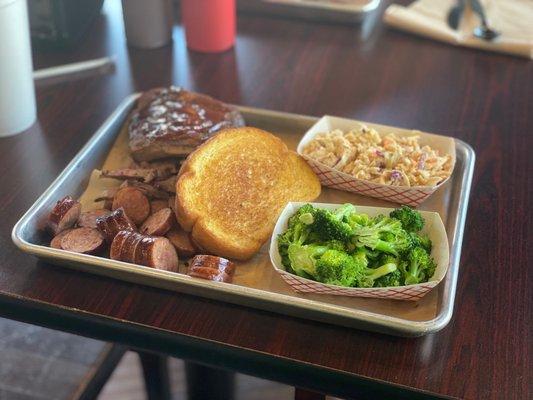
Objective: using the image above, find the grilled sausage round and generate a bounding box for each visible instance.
[60,227,105,254]
[165,228,197,257]
[96,207,136,243]
[147,237,179,272]
[140,208,174,236]
[110,230,178,272]
[187,268,231,282]
[134,236,153,266]
[109,229,129,260]
[48,196,81,235]
[187,255,235,283]
[112,187,150,225]
[77,209,110,229]
[150,200,168,214]
[50,228,73,249]
[121,230,143,262]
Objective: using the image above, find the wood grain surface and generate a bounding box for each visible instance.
[0,1,531,399]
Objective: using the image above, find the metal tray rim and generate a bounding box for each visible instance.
[11,95,475,336]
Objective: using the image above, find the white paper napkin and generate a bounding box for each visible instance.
[384,0,533,59]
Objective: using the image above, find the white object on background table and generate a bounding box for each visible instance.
[0,0,36,137]
[238,0,381,24]
[33,57,116,86]
[384,0,533,59]
[121,0,173,49]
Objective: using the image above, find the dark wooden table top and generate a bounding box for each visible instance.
[1,1,531,399]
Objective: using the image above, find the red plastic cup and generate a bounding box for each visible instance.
[181,0,236,53]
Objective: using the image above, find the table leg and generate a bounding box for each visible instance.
[137,351,172,400]
[185,362,235,400]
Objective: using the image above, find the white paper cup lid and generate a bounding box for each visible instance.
[0,0,20,9]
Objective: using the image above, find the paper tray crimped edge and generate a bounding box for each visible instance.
[269,202,450,301]
[296,116,457,206]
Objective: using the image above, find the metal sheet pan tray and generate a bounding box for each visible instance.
[12,94,475,337]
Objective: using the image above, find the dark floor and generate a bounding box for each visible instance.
[98,351,294,400]
[0,317,332,400]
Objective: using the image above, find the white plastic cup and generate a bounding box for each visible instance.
[121,0,173,49]
[0,0,36,137]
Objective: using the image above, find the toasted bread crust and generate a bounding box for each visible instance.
[175,127,320,260]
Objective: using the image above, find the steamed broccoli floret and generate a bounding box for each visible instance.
[277,233,292,268]
[277,218,309,250]
[374,268,402,287]
[369,254,402,287]
[369,253,396,269]
[278,205,316,268]
[315,249,362,287]
[354,248,399,288]
[333,203,356,221]
[401,246,437,285]
[311,208,353,242]
[280,204,436,289]
[352,246,369,264]
[287,203,316,229]
[287,243,328,278]
[363,248,382,261]
[314,248,398,288]
[390,206,424,233]
[345,212,372,230]
[352,216,411,256]
[360,263,399,288]
[409,232,432,253]
[319,239,346,252]
[279,205,351,274]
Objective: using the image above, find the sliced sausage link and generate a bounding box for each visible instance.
[96,217,114,243]
[140,208,173,236]
[48,196,82,235]
[110,230,131,260]
[50,229,74,249]
[96,207,136,243]
[77,209,110,229]
[112,187,150,225]
[114,208,137,231]
[187,255,235,283]
[60,227,105,255]
[188,268,231,283]
[150,200,168,214]
[134,236,156,266]
[189,255,235,276]
[165,227,197,257]
[149,237,179,271]
[110,231,178,272]
[120,231,144,263]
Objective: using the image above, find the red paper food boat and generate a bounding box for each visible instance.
[297,116,456,206]
[269,202,450,301]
